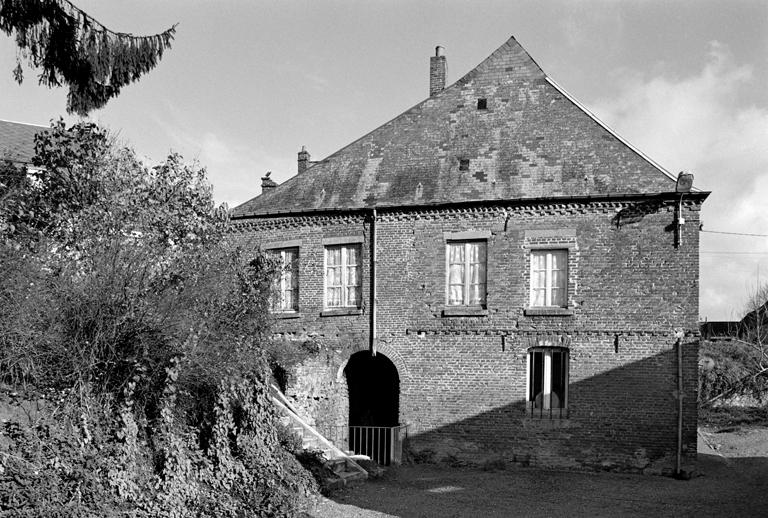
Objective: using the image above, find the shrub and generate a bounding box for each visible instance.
[699,340,768,404]
[0,121,319,516]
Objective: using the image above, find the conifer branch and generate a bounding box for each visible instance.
[0,0,177,115]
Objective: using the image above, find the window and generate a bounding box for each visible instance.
[447,241,486,306]
[325,244,361,308]
[459,158,470,171]
[530,249,567,307]
[477,98,487,110]
[527,347,569,417]
[269,248,299,312]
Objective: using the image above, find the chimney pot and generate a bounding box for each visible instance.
[298,146,311,174]
[429,45,446,97]
[261,171,277,193]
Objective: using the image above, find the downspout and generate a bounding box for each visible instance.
[675,331,684,477]
[370,208,378,356]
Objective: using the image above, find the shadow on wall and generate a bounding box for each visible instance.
[403,345,697,474]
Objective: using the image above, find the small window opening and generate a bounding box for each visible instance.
[477,98,487,110]
[459,159,469,171]
[527,347,569,419]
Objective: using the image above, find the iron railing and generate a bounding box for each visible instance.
[320,424,408,465]
[526,401,568,419]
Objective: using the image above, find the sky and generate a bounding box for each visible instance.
[1,0,766,321]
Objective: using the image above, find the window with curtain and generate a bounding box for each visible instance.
[530,249,567,307]
[447,240,487,306]
[325,244,361,308]
[268,247,299,311]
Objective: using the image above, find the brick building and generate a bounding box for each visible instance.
[231,37,707,473]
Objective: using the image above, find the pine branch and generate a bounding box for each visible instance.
[0,0,177,115]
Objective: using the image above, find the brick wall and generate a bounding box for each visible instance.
[232,195,702,473]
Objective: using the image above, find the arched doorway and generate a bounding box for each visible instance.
[344,351,401,464]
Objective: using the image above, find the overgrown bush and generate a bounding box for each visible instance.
[0,121,318,516]
[699,340,768,404]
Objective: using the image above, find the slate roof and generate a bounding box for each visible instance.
[0,119,47,165]
[233,36,680,218]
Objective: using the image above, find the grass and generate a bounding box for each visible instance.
[699,405,768,429]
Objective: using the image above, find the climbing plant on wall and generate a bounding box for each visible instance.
[0,0,176,115]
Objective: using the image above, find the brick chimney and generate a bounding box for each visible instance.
[298,146,310,174]
[429,46,446,97]
[261,171,277,193]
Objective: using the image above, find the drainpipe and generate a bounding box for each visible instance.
[370,208,378,356]
[676,194,685,248]
[675,330,684,477]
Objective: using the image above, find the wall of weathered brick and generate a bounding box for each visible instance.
[233,214,372,432]
[231,195,702,473]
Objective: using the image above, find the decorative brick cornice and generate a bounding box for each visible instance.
[230,213,366,232]
[231,192,707,226]
[405,328,699,338]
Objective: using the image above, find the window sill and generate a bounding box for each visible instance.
[321,307,363,317]
[524,307,574,316]
[271,311,301,319]
[442,306,488,317]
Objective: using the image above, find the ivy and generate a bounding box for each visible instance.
[0,121,318,515]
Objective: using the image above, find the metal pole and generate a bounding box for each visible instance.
[676,335,684,476]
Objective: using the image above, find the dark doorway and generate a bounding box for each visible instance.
[345,351,399,427]
[344,351,401,464]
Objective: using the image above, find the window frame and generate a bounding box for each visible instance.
[267,247,300,313]
[445,239,488,308]
[529,248,568,308]
[526,346,569,418]
[324,243,362,309]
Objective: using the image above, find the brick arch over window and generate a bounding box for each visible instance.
[336,343,411,384]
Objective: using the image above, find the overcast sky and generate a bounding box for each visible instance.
[1,0,766,321]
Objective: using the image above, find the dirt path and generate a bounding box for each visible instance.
[306,428,768,518]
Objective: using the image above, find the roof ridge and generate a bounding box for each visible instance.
[543,76,678,184]
[0,118,50,129]
[455,35,544,84]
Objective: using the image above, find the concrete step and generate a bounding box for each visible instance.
[326,458,347,474]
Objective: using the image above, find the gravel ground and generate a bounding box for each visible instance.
[305,427,768,518]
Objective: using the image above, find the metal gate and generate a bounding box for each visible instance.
[321,424,408,465]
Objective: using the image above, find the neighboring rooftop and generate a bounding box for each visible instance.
[0,119,48,165]
[233,36,682,218]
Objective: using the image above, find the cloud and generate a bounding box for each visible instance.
[589,42,768,320]
[147,116,295,208]
[192,132,295,209]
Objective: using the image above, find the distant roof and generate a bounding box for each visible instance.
[0,119,48,165]
[233,36,680,218]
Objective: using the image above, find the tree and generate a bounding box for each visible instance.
[740,283,768,371]
[700,283,768,406]
[0,120,271,397]
[0,122,320,516]
[0,0,176,115]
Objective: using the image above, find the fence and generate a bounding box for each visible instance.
[320,424,408,465]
